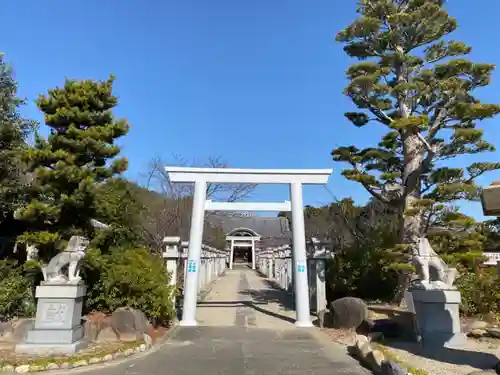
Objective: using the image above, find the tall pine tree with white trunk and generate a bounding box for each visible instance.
[332,0,500,300]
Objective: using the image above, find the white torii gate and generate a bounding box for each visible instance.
[164,166,332,328]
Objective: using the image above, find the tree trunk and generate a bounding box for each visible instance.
[393,52,428,303]
[393,270,412,305]
[392,132,425,304]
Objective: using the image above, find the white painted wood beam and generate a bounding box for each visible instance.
[165,166,332,184]
[205,200,291,212]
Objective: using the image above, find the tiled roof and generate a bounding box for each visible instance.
[206,214,291,248]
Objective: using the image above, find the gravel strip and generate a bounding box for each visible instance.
[378,339,499,375]
[322,328,500,375]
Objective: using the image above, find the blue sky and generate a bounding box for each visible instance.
[3,0,500,219]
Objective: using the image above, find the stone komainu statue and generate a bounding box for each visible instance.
[42,236,89,284]
[411,237,457,289]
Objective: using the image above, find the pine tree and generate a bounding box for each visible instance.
[0,54,36,227]
[15,76,129,259]
[427,207,485,271]
[332,1,500,296]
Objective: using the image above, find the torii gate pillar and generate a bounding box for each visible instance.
[164,167,332,328]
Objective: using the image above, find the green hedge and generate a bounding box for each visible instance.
[83,247,177,325]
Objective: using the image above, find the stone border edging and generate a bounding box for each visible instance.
[319,331,426,375]
[3,326,182,374]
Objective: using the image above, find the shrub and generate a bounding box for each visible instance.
[455,269,500,317]
[83,247,176,325]
[0,260,35,320]
[327,244,398,303]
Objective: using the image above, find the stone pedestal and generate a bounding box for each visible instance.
[410,288,467,348]
[15,283,87,354]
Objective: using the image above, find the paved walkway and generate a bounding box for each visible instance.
[84,268,367,375]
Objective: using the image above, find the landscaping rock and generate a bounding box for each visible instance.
[84,319,99,341]
[119,332,142,342]
[110,307,149,341]
[487,328,500,339]
[10,319,34,343]
[14,364,30,373]
[357,319,375,335]
[103,354,114,361]
[0,321,13,340]
[59,362,71,369]
[330,297,368,329]
[469,320,489,330]
[469,329,488,338]
[29,365,45,372]
[2,365,14,372]
[89,357,101,364]
[96,326,120,342]
[144,333,153,347]
[124,348,135,356]
[381,360,408,375]
[140,343,147,351]
[72,360,88,368]
[353,335,372,359]
[355,334,369,347]
[494,361,500,374]
[46,363,60,370]
[367,349,385,372]
[358,342,373,359]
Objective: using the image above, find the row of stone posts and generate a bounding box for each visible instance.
[256,238,334,314]
[162,237,228,306]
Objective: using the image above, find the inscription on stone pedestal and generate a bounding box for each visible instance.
[41,302,68,324]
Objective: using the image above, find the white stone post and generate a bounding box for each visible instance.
[229,240,234,270]
[180,180,207,327]
[290,182,312,327]
[268,256,273,279]
[251,240,256,270]
[314,260,326,312]
[209,253,214,281]
[203,254,208,286]
[181,242,188,289]
[162,236,181,306]
[199,257,205,291]
[305,238,334,313]
[205,254,210,285]
[310,240,334,313]
[286,252,293,291]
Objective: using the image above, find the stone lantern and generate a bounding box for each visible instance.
[481,179,500,216]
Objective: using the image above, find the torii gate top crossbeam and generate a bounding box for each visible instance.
[164,166,332,184]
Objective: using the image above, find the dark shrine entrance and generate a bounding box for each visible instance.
[232,246,253,266]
